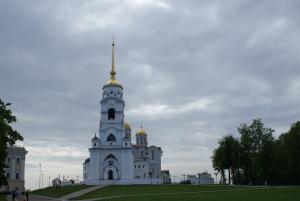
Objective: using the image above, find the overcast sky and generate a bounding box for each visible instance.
[1,0,300,190]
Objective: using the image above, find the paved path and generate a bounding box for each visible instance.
[60,185,107,201]
[6,185,106,201]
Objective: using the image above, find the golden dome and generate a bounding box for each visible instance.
[105,79,123,88]
[124,122,131,130]
[137,127,146,135]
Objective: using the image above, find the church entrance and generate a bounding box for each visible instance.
[108,170,113,180]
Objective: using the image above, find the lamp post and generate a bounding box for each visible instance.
[42,172,44,188]
[38,163,42,189]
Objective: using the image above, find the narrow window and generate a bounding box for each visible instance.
[108,108,115,120]
[16,158,20,163]
[16,173,20,180]
[94,143,96,147]
[151,150,154,160]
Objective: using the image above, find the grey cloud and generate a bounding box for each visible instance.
[1,0,300,188]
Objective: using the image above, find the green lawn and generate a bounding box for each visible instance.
[0,194,6,201]
[31,184,91,198]
[72,185,300,201]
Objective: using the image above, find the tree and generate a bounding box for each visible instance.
[0,98,23,187]
[277,121,300,184]
[212,145,226,184]
[212,135,241,184]
[212,119,300,185]
[238,118,274,184]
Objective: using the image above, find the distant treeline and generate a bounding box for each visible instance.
[212,118,300,185]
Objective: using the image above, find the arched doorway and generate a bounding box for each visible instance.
[108,170,113,180]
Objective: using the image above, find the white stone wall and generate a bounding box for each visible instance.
[2,146,27,191]
[84,74,163,185]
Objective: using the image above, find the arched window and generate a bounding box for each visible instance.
[108,108,115,120]
[107,134,116,142]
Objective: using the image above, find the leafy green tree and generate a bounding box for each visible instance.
[212,135,241,184]
[278,121,300,184]
[212,119,300,185]
[0,98,23,187]
[238,118,274,184]
[212,145,226,184]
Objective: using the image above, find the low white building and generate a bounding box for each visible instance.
[187,172,214,185]
[161,170,171,184]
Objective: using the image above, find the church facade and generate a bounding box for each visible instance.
[83,41,162,185]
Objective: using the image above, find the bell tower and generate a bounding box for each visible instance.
[99,38,125,146]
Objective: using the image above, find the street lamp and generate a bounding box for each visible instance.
[42,172,44,188]
[38,163,42,189]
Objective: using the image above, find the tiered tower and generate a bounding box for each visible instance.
[88,39,133,183]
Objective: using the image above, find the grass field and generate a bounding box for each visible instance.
[31,184,91,198]
[0,194,6,201]
[72,185,300,201]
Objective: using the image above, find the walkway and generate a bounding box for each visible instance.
[60,185,106,201]
[6,185,106,201]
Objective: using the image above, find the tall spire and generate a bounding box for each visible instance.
[104,36,122,89]
[110,36,116,80]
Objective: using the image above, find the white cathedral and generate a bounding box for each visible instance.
[82,40,163,185]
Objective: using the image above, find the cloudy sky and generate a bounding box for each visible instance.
[1,0,300,189]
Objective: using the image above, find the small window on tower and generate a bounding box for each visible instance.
[108,108,115,120]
